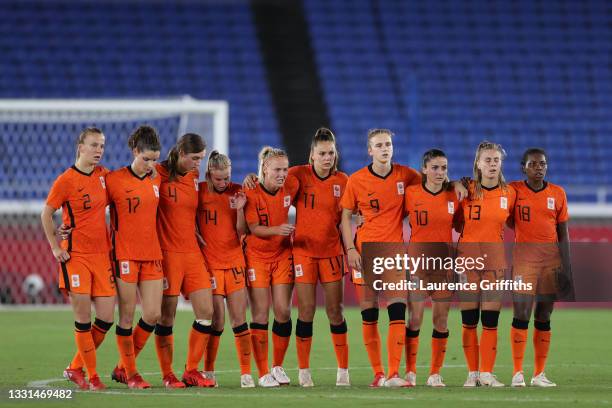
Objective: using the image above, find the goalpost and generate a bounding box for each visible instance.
[0,97,228,305]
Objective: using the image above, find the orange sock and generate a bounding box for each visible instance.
[511,319,529,374]
[387,321,405,377]
[296,319,313,369]
[430,330,449,375]
[204,330,223,372]
[405,328,419,374]
[70,318,112,370]
[362,308,384,375]
[133,318,155,357]
[330,321,348,369]
[250,323,269,377]
[154,324,174,378]
[233,324,252,375]
[74,322,97,378]
[186,321,212,371]
[272,319,292,367]
[533,321,551,376]
[116,326,137,378]
[480,310,499,373]
[462,325,479,372]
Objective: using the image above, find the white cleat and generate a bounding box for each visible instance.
[404,371,416,387]
[258,373,280,388]
[511,371,526,387]
[336,368,350,386]
[384,374,411,388]
[271,366,290,386]
[464,371,480,387]
[531,372,557,387]
[479,372,505,387]
[240,373,255,388]
[201,370,218,388]
[298,368,314,387]
[426,374,446,387]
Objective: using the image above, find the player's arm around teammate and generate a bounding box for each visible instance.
[154,133,213,388]
[41,128,114,391]
[508,148,570,388]
[403,149,459,387]
[456,141,516,388]
[197,151,255,388]
[290,128,350,387]
[243,147,298,387]
[106,125,164,389]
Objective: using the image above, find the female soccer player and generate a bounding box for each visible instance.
[340,129,422,388]
[456,141,516,388]
[42,127,114,391]
[244,146,298,387]
[106,125,163,389]
[509,148,570,388]
[404,149,459,387]
[155,133,214,388]
[197,151,254,388]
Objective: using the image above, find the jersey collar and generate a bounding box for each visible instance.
[524,180,548,193]
[71,165,94,177]
[260,182,280,196]
[422,182,443,196]
[481,184,500,191]
[311,165,332,182]
[127,165,147,181]
[368,163,393,180]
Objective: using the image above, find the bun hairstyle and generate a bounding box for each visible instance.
[75,127,103,161]
[127,125,161,153]
[257,146,288,181]
[166,133,206,182]
[472,140,507,200]
[421,148,451,190]
[309,127,339,172]
[367,128,394,148]
[205,150,231,192]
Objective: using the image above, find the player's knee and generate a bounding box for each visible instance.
[212,315,225,331]
[361,307,379,322]
[141,312,161,328]
[273,306,291,322]
[299,303,316,321]
[480,310,500,329]
[387,302,406,322]
[408,314,422,330]
[534,303,553,322]
[432,314,448,332]
[325,302,344,325]
[461,308,479,327]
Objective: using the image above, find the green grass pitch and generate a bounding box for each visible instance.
[1,308,611,407]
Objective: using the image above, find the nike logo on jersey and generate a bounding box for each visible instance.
[414,203,423,207]
[125,189,135,193]
[77,187,85,192]
[367,192,375,196]
[518,197,527,201]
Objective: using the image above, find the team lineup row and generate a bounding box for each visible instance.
[41,126,569,391]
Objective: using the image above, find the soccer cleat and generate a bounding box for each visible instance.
[479,372,505,387]
[384,374,411,388]
[336,368,350,386]
[530,372,557,387]
[426,374,446,387]
[404,371,416,387]
[258,373,280,388]
[127,373,151,389]
[200,371,218,388]
[463,371,480,387]
[88,375,106,391]
[240,374,256,388]
[511,371,526,387]
[63,367,88,390]
[111,366,128,384]
[369,372,386,388]
[298,368,314,387]
[271,366,290,385]
[163,372,187,389]
[182,369,208,387]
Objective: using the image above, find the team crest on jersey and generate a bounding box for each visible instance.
[210,277,217,290]
[500,197,508,210]
[353,270,362,280]
[284,195,291,207]
[448,201,455,214]
[295,264,303,277]
[71,274,80,288]
[333,184,341,197]
[99,176,106,189]
[121,261,130,275]
[247,268,256,282]
[163,277,169,290]
[153,185,160,198]
[397,182,405,195]
[194,179,199,191]
[547,197,555,210]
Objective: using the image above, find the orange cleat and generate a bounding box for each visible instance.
[63,367,88,390]
[163,372,187,389]
[111,366,127,384]
[88,375,107,391]
[182,369,208,387]
[127,373,151,389]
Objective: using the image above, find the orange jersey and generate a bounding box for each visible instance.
[244,177,299,261]
[458,181,516,243]
[197,182,246,269]
[404,183,459,243]
[290,165,348,258]
[510,181,569,243]
[46,165,110,253]
[340,163,421,250]
[156,163,200,252]
[106,166,162,261]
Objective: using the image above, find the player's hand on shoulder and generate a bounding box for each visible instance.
[242,173,258,190]
[453,180,469,201]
